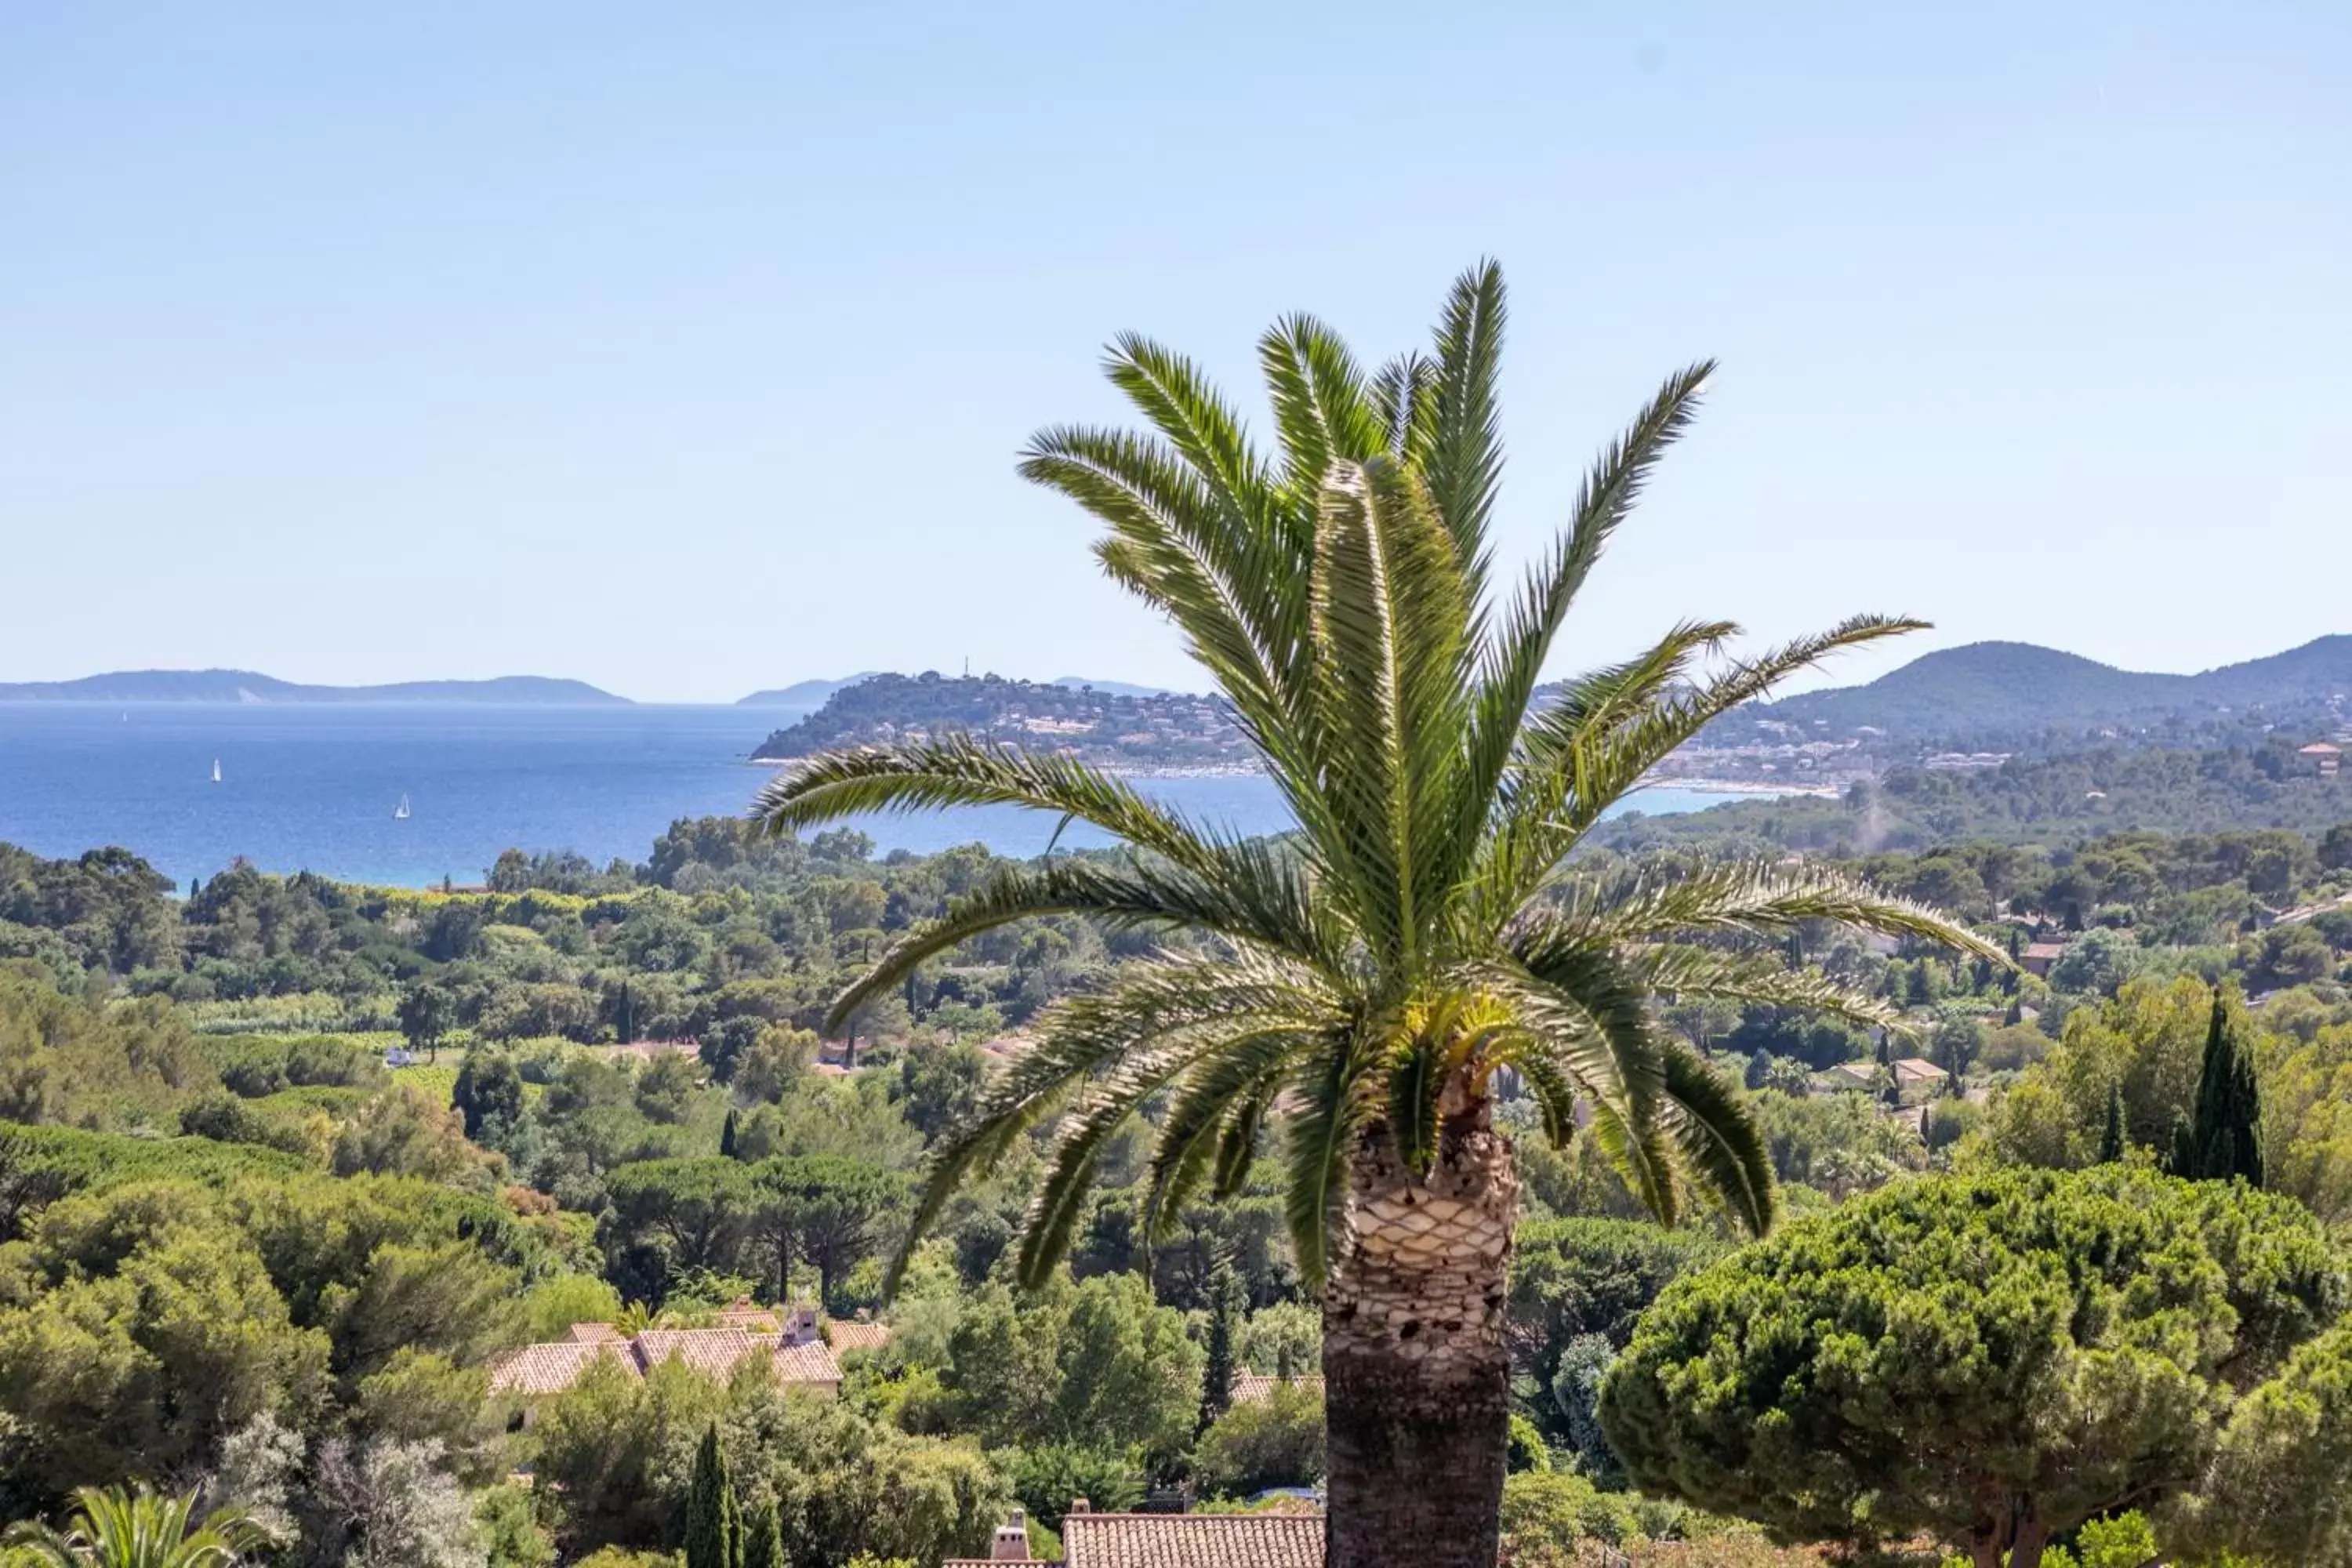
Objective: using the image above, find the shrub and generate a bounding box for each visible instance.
[1192,1385,1325,1498]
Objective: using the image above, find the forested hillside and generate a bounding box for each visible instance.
[1736,634,2352,739]
[2,804,2350,1565]
[750,671,1248,769]
[1600,739,2352,852]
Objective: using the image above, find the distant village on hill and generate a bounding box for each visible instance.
[750,672,1258,772]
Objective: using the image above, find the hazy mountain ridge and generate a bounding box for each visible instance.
[1744,636,2352,736]
[735,673,880,708]
[0,670,630,705]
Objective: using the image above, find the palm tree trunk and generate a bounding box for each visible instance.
[1323,1101,1519,1568]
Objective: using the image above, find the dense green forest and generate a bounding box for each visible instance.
[1603,742,2352,850]
[2,802,2350,1565]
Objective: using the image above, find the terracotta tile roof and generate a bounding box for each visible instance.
[826,1319,893,1355]
[492,1325,841,1398]
[1062,1513,1323,1568]
[1889,1057,1949,1084]
[487,1341,639,1397]
[770,1337,844,1387]
[566,1322,623,1344]
[1229,1372,1322,1406]
[719,1297,809,1334]
[634,1327,772,1378]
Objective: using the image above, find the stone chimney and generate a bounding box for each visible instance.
[989,1508,1030,1562]
[781,1303,819,1346]
[1068,1498,1090,1514]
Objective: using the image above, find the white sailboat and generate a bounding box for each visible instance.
[393,793,411,820]
[211,759,222,784]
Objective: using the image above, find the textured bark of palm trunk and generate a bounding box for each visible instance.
[1323,1103,1518,1568]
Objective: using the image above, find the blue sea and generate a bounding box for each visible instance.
[0,703,1773,887]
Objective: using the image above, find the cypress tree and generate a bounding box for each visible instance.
[685,1424,739,1568]
[1198,1261,1244,1435]
[740,1495,782,1568]
[2176,988,2264,1186]
[2098,1083,2127,1164]
[720,1109,739,1159]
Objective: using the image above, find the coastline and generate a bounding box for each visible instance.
[1646,775,1845,800]
[747,753,1846,799]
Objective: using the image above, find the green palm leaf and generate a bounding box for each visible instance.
[757,263,1991,1301]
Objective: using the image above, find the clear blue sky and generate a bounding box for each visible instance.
[4,3,2344,702]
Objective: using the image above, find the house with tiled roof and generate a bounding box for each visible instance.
[1817,1060,1879,1094]
[943,1504,1323,1568]
[1229,1371,1322,1406]
[826,1318,894,1356]
[1889,1056,1951,1103]
[488,1300,841,1420]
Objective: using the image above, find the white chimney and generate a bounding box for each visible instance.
[989,1508,1030,1562]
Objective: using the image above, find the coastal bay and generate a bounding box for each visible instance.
[0,702,1794,885]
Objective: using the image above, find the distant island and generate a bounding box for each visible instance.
[736,672,1172,707]
[0,669,631,705]
[735,673,881,708]
[751,671,1249,771]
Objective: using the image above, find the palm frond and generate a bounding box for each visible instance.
[1457,361,1715,836]
[1386,1040,1445,1178]
[1492,942,1672,1122]
[1657,1036,1777,1236]
[1260,313,1385,507]
[1013,1021,1292,1288]
[753,735,1229,877]
[1544,862,2009,964]
[1512,1051,1584,1148]
[1582,1094,1679,1228]
[1308,456,1475,962]
[1419,259,1508,586]
[1370,350,1436,460]
[1283,1033,1378,1289]
[1468,618,1737,927]
[885,959,1335,1289]
[1526,614,1928,864]
[1098,332,1280,542]
[822,848,1338,1029]
[1210,1091,1270,1200]
[1628,945,1908,1036]
[1022,425,1298,731]
[1142,1031,1313,1247]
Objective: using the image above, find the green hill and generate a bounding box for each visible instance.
[750,671,1248,769]
[1747,637,2352,737]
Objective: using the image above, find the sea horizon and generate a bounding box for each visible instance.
[0,700,1798,887]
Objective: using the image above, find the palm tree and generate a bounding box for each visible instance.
[5,1485,271,1568]
[753,263,1999,1568]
